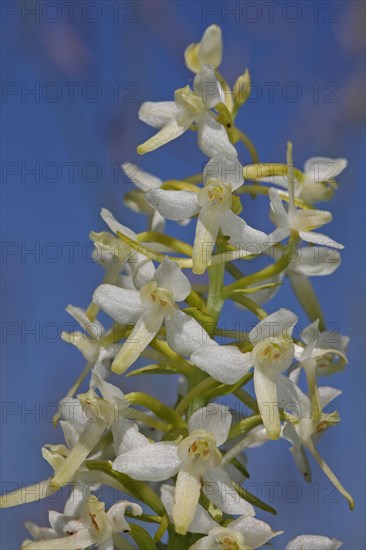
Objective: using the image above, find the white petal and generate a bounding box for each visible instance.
[63,481,90,517]
[304,157,347,182]
[290,246,341,276]
[267,226,291,246]
[192,203,225,274]
[229,516,282,548]
[112,305,165,374]
[107,500,142,533]
[138,101,178,128]
[276,373,310,419]
[318,386,342,409]
[300,320,320,349]
[121,163,162,191]
[288,273,324,328]
[25,521,59,541]
[93,285,143,325]
[193,66,224,108]
[66,305,104,339]
[259,175,291,188]
[269,188,289,228]
[92,371,127,407]
[292,209,332,231]
[199,25,223,69]
[203,467,255,516]
[145,189,200,222]
[48,511,82,536]
[161,485,217,535]
[253,367,281,439]
[285,535,342,550]
[197,111,237,158]
[137,117,191,155]
[112,420,149,456]
[204,152,242,190]
[189,535,218,550]
[188,404,232,446]
[100,208,136,240]
[22,529,96,549]
[282,423,312,482]
[150,209,165,233]
[191,344,252,385]
[221,210,269,253]
[59,398,86,431]
[113,442,180,481]
[166,309,211,356]
[299,230,344,249]
[130,255,156,290]
[154,257,191,301]
[249,308,298,342]
[60,421,80,450]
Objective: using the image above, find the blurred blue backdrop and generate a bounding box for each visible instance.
[1,1,365,548]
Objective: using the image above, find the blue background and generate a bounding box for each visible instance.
[1,1,365,548]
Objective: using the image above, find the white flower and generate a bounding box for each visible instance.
[50,373,130,490]
[184,25,223,74]
[93,250,253,382]
[293,320,349,377]
[268,187,343,249]
[260,157,347,203]
[285,534,342,550]
[146,153,269,273]
[161,484,281,549]
[281,380,354,508]
[137,65,236,158]
[93,256,192,374]
[113,404,255,535]
[22,486,142,550]
[240,309,298,439]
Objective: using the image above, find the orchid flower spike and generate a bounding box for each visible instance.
[137,65,236,157]
[146,152,269,273]
[113,404,255,535]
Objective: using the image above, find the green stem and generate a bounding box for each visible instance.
[86,460,164,515]
[223,233,299,297]
[230,294,267,320]
[175,377,217,416]
[228,414,263,440]
[234,128,259,163]
[206,262,226,329]
[187,263,226,418]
